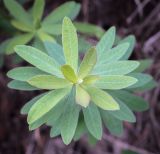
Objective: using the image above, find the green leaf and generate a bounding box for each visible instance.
[83,75,99,85]
[60,89,80,145]
[42,1,80,25]
[74,22,105,39]
[101,110,123,136]
[6,34,34,54]
[21,93,47,114]
[96,26,115,62]
[38,31,55,42]
[62,17,78,71]
[32,0,45,23]
[8,80,38,91]
[29,97,66,130]
[15,45,61,77]
[92,61,139,76]
[32,37,46,52]
[28,75,71,89]
[133,59,152,72]
[108,98,136,122]
[41,24,62,35]
[109,90,149,112]
[78,37,92,52]
[11,20,33,32]
[7,66,47,81]
[28,88,70,124]
[78,47,97,79]
[76,85,90,107]
[4,0,32,26]
[83,103,102,139]
[86,86,119,110]
[94,75,137,89]
[127,73,153,89]
[50,119,61,138]
[119,35,135,60]
[44,42,65,65]
[61,65,77,83]
[98,43,130,64]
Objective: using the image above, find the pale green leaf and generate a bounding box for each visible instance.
[32,37,46,52]
[4,0,32,26]
[7,66,47,81]
[28,75,71,89]
[61,65,77,83]
[28,88,70,124]
[86,86,119,110]
[127,73,153,89]
[74,22,105,39]
[94,75,137,89]
[78,37,92,52]
[83,103,102,139]
[108,98,136,122]
[41,24,62,35]
[83,75,99,85]
[96,26,115,62]
[21,93,47,114]
[11,20,33,32]
[44,42,65,65]
[62,17,78,71]
[76,85,90,107]
[32,0,45,23]
[119,35,135,60]
[50,119,61,138]
[109,90,149,112]
[92,61,139,76]
[6,34,34,54]
[133,59,152,72]
[60,89,80,145]
[15,45,61,77]
[78,47,97,79]
[42,1,80,24]
[8,80,38,91]
[38,31,55,42]
[101,110,123,136]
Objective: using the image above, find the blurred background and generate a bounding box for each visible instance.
[0,0,160,154]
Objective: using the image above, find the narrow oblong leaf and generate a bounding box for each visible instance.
[109,90,149,112]
[21,93,47,114]
[74,22,105,39]
[92,61,139,76]
[28,88,70,124]
[8,80,38,91]
[41,24,62,35]
[42,1,80,24]
[86,86,119,110]
[28,75,71,89]
[108,98,136,122]
[96,26,115,62]
[14,45,61,77]
[62,17,78,71]
[32,0,45,23]
[83,103,102,139]
[101,110,123,136]
[134,59,152,72]
[94,75,137,89]
[76,85,90,107]
[44,41,65,65]
[60,89,80,145]
[4,0,32,26]
[119,35,136,60]
[78,47,97,79]
[61,65,77,83]
[83,75,99,85]
[38,31,55,42]
[6,34,34,54]
[7,67,47,81]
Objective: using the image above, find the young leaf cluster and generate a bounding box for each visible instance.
[1,0,104,55]
[7,17,155,145]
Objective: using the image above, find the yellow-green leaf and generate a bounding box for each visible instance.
[61,65,78,83]
[62,17,78,72]
[86,86,119,110]
[76,85,90,107]
[28,88,71,124]
[78,47,97,79]
[28,75,71,89]
[83,75,99,85]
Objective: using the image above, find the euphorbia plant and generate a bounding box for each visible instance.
[7,17,155,145]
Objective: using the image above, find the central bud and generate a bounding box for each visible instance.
[77,78,83,84]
